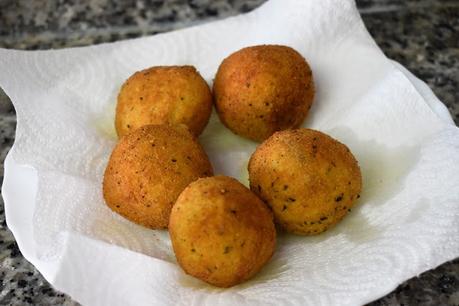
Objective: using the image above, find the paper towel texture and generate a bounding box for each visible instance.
[1,0,458,305]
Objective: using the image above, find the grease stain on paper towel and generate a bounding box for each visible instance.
[200,111,255,152]
[178,256,289,290]
[241,257,289,286]
[199,111,256,178]
[324,127,421,242]
[357,144,419,208]
[240,160,250,187]
[178,274,211,290]
[93,102,117,140]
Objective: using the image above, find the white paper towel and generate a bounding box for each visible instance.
[1,0,458,305]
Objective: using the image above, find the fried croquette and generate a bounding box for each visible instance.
[248,129,362,235]
[213,45,314,142]
[103,124,213,229]
[115,66,212,137]
[169,176,276,287]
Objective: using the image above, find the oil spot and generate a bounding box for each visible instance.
[92,98,117,139]
[327,126,420,208]
[236,256,289,288]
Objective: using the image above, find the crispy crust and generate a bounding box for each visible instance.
[169,176,276,287]
[213,45,314,142]
[103,124,213,229]
[248,129,362,235]
[116,66,213,137]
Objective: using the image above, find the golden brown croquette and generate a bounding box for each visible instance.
[116,66,212,137]
[169,176,276,287]
[248,129,362,235]
[213,45,314,142]
[103,124,213,229]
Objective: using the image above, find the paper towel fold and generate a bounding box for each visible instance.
[1,0,458,305]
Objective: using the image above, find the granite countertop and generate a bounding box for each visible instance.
[0,0,458,305]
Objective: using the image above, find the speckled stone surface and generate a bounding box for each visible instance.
[0,0,458,305]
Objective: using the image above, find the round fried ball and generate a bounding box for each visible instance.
[169,176,276,287]
[248,129,362,235]
[213,45,314,142]
[115,66,212,137]
[103,124,213,229]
